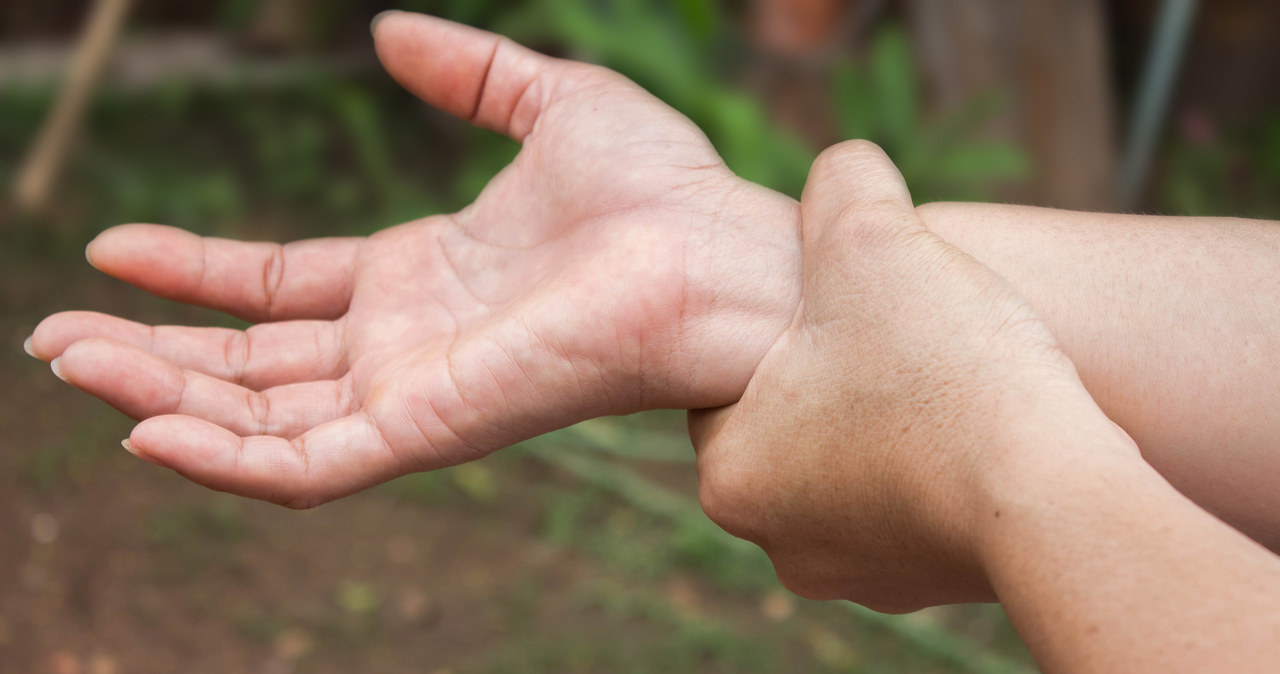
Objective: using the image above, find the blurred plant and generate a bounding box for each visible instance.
[147,499,248,547]
[1157,109,1280,220]
[496,0,816,197]
[496,0,1028,202]
[518,432,1034,674]
[832,25,1031,203]
[0,0,1033,240]
[0,77,428,237]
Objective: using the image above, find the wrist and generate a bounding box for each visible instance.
[662,190,802,409]
[966,401,1153,578]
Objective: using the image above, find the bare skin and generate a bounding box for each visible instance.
[691,141,1280,672]
[923,203,1280,549]
[28,12,803,507]
[26,12,1280,549]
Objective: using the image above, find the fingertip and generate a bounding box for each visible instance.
[121,436,167,467]
[86,223,188,268]
[804,140,899,202]
[49,337,100,385]
[813,139,888,172]
[84,225,206,301]
[132,414,239,467]
[84,225,133,269]
[801,140,915,240]
[83,225,131,270]
[50,356,66,382]
[370,9,401,38]
[25,317,53,360]
[371,11,549,139]
[56,336,192,420]
[132,415,319,506]
[84,224,137,270]
[25,312,150,364]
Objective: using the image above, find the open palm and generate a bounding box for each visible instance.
[30,12,801,507]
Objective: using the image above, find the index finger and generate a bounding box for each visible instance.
[86,224,361,322]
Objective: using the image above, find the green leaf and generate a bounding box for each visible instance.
[935,143,1032,181]
[832,60,876,141]
[336,582,380,616]
[675,0,720,45]
[450,462,500,505]
[870,24,919,151]
[1259,115,1280,183]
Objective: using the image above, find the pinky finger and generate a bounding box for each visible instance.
[128,412,408,509]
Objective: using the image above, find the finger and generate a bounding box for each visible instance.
[85,224,361,322]
[800,140,920,250]
[373,11,580,141]
[797,140,944,311]
[31,311,345,389]
[127,412,405,509]
[57,338,353,438]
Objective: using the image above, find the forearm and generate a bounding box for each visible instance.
[979,422,1280,673]
[919,202,1280,548]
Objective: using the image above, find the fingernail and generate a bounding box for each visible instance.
[124,438,166,467]
[50,357,66,382]
[370,9,400,37]
[23,336,35,358]
[85,233,101,269]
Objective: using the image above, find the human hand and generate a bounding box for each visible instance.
[689,141,1138,612]
[27,12,801,507]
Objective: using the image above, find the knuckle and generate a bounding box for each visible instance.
[849,209,927,252]
[567,60,618,85]
[771,560,862,605]
[224,330,251,384]
[768,549,842,601]
[262,243,286,319]
[245,390,272,435]
[696,455,757,540]
[279,493,324,510]
[277,464,324,511]
[773,566,826,601]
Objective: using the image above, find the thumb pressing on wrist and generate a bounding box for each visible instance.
[690,140,1103,611]
[800,140,927,265]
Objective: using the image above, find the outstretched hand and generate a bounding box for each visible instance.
[29,11,801,507]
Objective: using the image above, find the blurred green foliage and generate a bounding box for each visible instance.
[494,0,815,196]
[833,26,1030,202]
[1158,112,1280,219]
[0,0,1031,241]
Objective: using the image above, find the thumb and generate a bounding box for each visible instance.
[796,141,956,327]
[371,11,568,141]
[799,140,922,257]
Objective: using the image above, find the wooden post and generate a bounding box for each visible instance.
[12,0,133,216]
[750,0,857,56]
[907,0,1117,210]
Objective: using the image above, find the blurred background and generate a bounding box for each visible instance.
[1,1,1277,672]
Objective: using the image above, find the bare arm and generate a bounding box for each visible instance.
[982,434,1280,673]
[26,13,1279,540]
[921,203,1280,548]
[692,142,1280,672]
